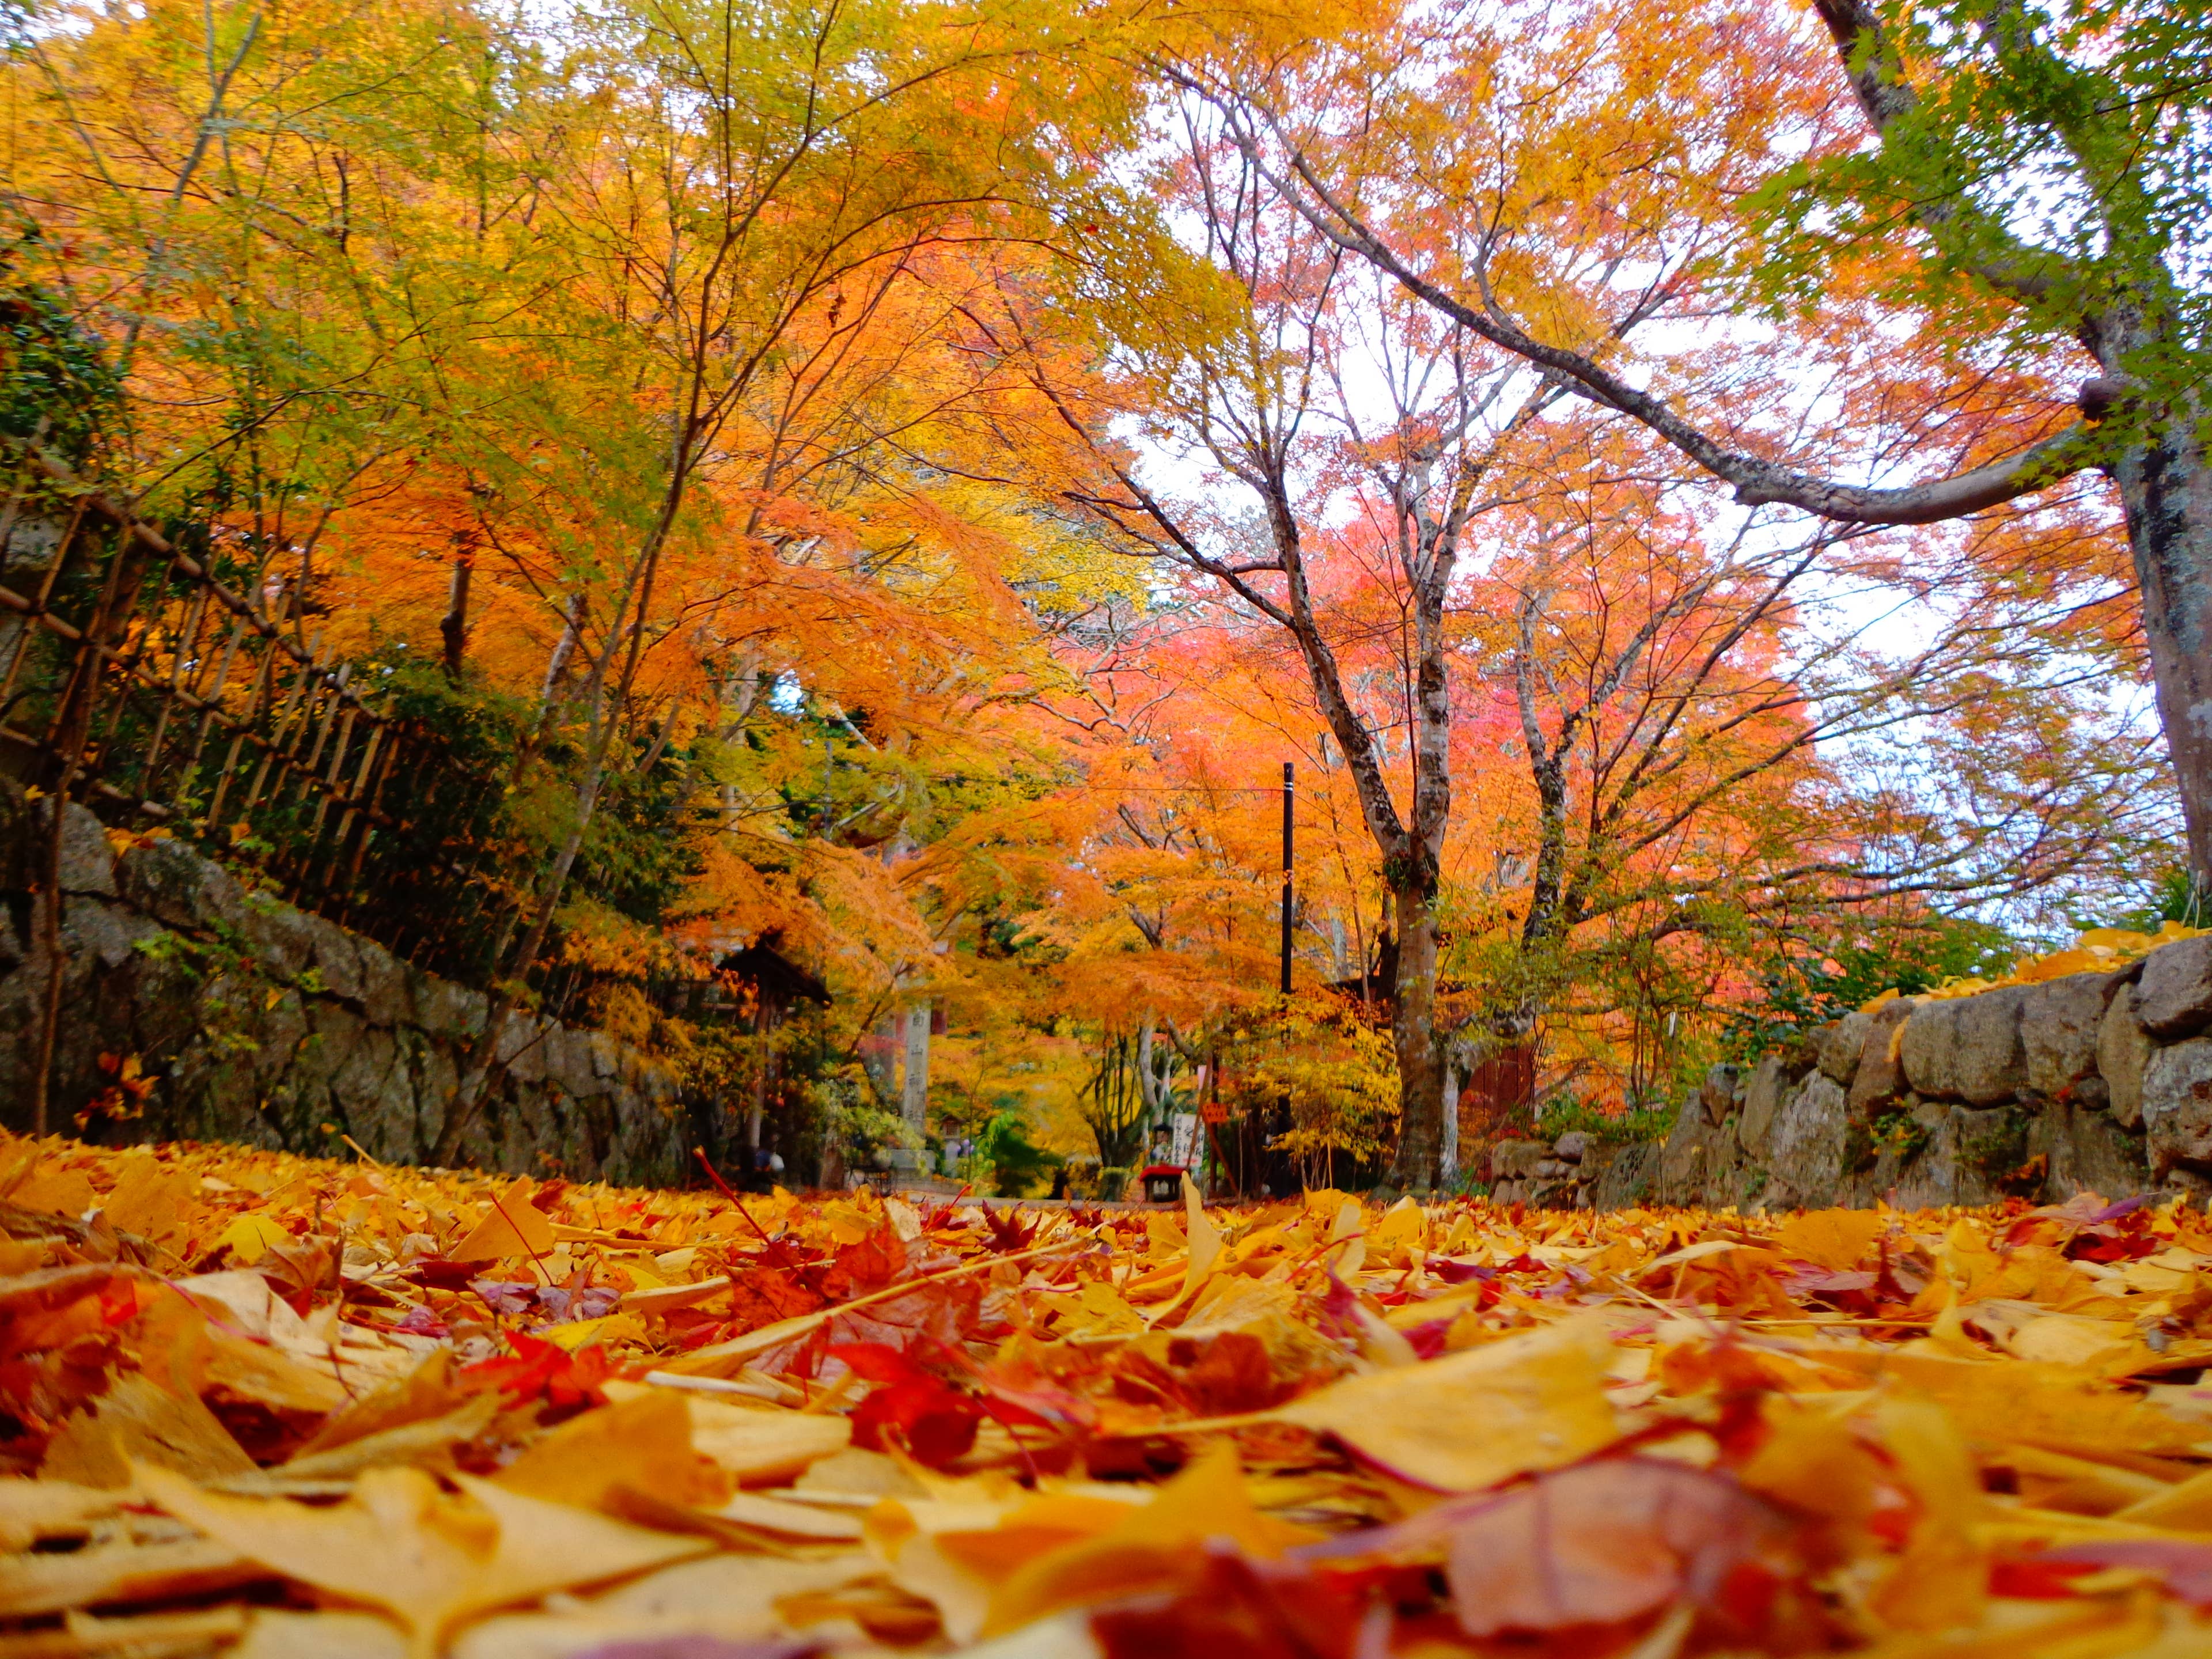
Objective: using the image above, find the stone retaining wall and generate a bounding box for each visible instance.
[0,785,694,1184]
[1491,935,2212,1210]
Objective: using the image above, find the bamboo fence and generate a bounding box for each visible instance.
[0,449,520,995]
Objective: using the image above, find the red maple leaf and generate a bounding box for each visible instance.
[461,1331,611,1411]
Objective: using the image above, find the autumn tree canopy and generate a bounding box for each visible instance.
[0,0,2187,1180]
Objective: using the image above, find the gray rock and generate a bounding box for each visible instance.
[411,975,483,1043]
[1846,997,1920,1118]
[1900,984,2032,1105]
[2137,937,2212,1040]
[292,1000,366,1099]
[1699,1063,1741,1125]
[2035,1096,2150,1203]
[306,918,366,1003]
[1701,1130,1751,1211]
[1656,1104,1719,1206]
[2023,972,2115,1100]
[1766,1071,1850,1208]
[112,926,202,1054]
[499,1017,548,1085]
[0,808,688,1182]
[1490,1139,1550,1181]
[1866,1113,1944,1210]
[553,1028,610,1099]
[52,802,118,897]
[354,940,411,1027]
[2100,983,2156,1129]
[2163,1166,2212,1203]
[5,515,67,574]
[236,900,319,983]
[247,988,312,1084]
[66,897,155,972]
[1450,973,2176,1213]
[535,1026,579,1097]
[410,1043,462,1153]
[1949,1103,2033,1203]
[1590,1141,1657,1208]
[113,837,248,933]
[329,1025,407,1126]
[1740,1050,1813,1165]
[1871,1100,1963,1208]
[2143,1037,2212,1177]
[1552,1130,1590,1162]
[1818,1013,1872,1085]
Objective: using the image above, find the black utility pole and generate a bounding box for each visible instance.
[1279,761,1294,995]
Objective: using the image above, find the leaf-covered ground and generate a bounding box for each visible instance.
[9,1135,2212,1658]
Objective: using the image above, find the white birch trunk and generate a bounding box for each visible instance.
[1136,1018,1158,1115]
[1440,1062,1460,1187]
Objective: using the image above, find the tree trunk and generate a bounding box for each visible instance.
[748,1007,767,1152]
[440,556,471,681]
[1137,1016,1169,1117]
[1439,1058,1460,1186]
[1387,881,1445,1190]
[2112,411,2212,895]
[537,593,581,725]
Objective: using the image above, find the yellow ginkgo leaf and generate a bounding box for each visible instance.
[980,1443,1318,1636]
[446,1183,555,1264]
[133,1461,708,1658]
[215,1214,293,1267]
[494,1390,726,1513]
[681,1394,853,1486]
[1772,1209,1887,1272]
[1272,1314,1619,1491]
[1868,1399,1987,1632]
[1370,1194,1429,1254]
[544,1312,647,1351]
[1166,1172,1222,1312]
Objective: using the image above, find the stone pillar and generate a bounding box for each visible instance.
[901,1002,931,1133]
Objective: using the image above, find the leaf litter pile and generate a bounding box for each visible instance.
[13,1139,2212,1657]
